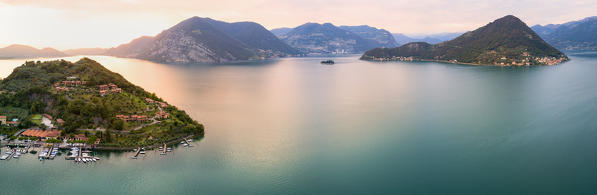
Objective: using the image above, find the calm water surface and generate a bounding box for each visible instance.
[1,55,597,194]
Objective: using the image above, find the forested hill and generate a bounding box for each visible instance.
[0,58,204,147]
[362,15,569,66]
[1,58,140,93]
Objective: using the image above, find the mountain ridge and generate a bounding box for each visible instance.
[274,23,385,55]
[532,16,597,52]
[106,17,298,64]
[0,44,68,59]
[362,15,568,66]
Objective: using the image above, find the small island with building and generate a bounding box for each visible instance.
[0,58,204,154]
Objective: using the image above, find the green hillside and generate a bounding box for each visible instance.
[362,15,569,66]
[0,58,204,147]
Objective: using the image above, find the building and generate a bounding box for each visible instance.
[159,102,168,108]
[99,85,109,91]
[117,114,149,122]
[56,118,65,126]
[131,115,149,121]
[145,98,155,104]
[155,111,169,119]
[43,114,53,121]
[111,88,122,93]
[21,129,61,140]
[73,134,88,142]
[55,86,70,92]
[0,116,6,125]
[7,118,19,127]
[99,83,122,96]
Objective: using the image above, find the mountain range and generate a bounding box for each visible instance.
[271,23,397,55]
[63,48,109,56]
[338,25,398,48]
[0,44,68,59]
[106,17,299,64]
[362,15,568,66]
[532,16,597,52]
[392,32,463,45]
[2,15,594,64]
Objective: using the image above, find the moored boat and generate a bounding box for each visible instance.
[321,60,335,65]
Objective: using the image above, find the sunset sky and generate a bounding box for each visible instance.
[0,0,595,50]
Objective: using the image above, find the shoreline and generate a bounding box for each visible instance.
[90,134,202,151]
[0,134,203,152]
[361,57,570,66]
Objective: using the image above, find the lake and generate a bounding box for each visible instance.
[1,54,597,194]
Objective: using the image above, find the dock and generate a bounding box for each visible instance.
[180,139,193,147]
[159,143,167,155]
[1,149,15,160]
[131,147,141,159]
[70,147,99,163]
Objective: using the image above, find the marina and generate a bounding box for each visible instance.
[0,138,197,163]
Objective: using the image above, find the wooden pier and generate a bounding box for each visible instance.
[132,147,141,159]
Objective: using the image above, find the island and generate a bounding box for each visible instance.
[361,15,569,66]
[0,58,204,150]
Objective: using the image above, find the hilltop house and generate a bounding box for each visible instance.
[0,116,6,125]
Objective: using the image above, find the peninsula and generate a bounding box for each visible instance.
[361,15,569,66]
[0,58,204,149]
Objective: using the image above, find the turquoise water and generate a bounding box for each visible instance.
[1,55,597,194]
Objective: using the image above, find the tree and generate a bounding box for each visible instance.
[104,129,112,143]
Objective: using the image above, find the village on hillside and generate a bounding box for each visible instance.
[0,76,173,159]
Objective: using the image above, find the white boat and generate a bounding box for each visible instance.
[140,151,146,154]
[160,152,166,155]
[130,156,137,159]
[180,141,186,144]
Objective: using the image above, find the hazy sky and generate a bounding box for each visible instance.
[0,0,595,50]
